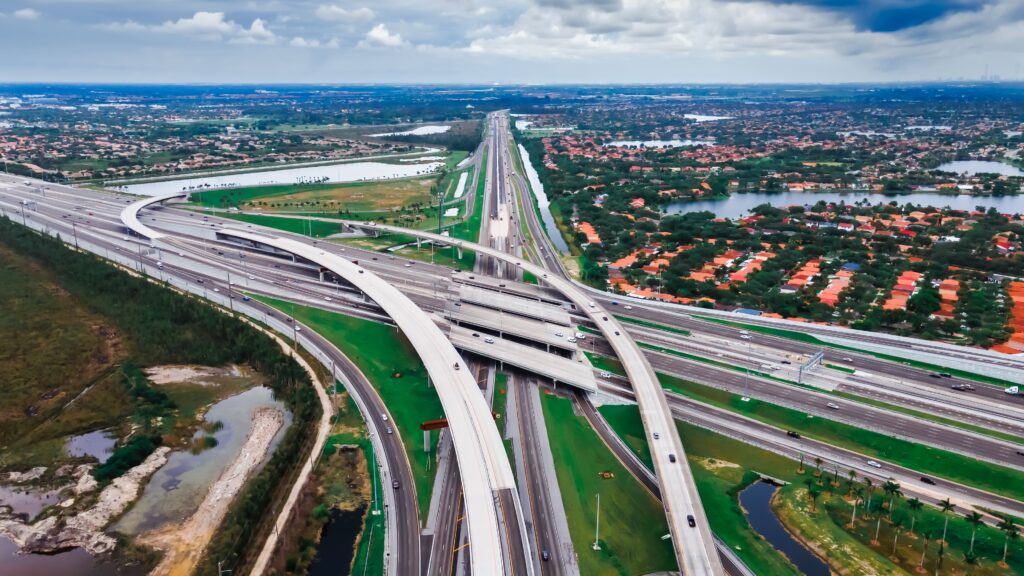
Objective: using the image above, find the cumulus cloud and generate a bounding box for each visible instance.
[359,23,407,48]
[315,5,375,22]
[14,8,41,20]
[290,36,320,48]
[103,11,277,45]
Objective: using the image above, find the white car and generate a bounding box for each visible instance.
[740,334,751,340]
[567,338,577,343]
[867,460,882,469]
[484,337,495,344]
[600,371,612,378]
[624,305,633,310]
[324,296,332,302]
[213,288,220,293]
[555,332,565,338]
[248,275,255,280]
[381,413,388,422]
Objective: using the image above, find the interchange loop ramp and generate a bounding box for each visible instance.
[346,221,726,576]
[118,197,528,575]
[119,192,187,240]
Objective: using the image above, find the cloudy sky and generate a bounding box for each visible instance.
[1,0,1022,84]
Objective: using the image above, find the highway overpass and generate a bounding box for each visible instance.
[119,191,187,240]
[345,220,726,576]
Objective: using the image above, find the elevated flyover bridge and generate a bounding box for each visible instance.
[344,221,726,576]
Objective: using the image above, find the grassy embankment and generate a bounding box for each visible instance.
[253,295,442,522]
[540,392,677,575]
[585,352,1024,503]
[601,404,1024,575]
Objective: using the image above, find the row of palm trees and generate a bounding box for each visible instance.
[797,457,1020,570]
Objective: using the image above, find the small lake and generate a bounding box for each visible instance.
[518,144,570,255]
[308,505,366,576]
[739,481,830,576]
[66,429,117,463]
[0,535,147,576]
[685,114,732,122]
[935,160,1024,177]
[0,484,61,518]
[368,125,450,137]
[121,160,443,197]
[114,386,291,535]
[666,190,1024,219]
[606,139,714,148]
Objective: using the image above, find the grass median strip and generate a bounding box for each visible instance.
[254,295,442,522]
[540,392,677,575]
[615,315,691,336]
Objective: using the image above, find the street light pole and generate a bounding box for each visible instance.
[592,493,601,550]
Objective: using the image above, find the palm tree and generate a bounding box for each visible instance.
[798,452,805,474]
[998,516,1019,566]
[864,478,876,513]
[920,531,932,570]
[850,486,864,526]
[809,487,822,512]
[883,479,903,522]
[907,498,923,535]
[892,518,904,555]
[939,498,956,544]
[965,511,984,554]
[813,456,823,478]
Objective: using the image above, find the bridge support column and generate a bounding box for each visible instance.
[456,247,462,259]
[319,270,325,281]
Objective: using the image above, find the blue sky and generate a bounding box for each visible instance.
[1,0,1021,83]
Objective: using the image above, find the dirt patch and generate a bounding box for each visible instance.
[144,364,249,386]
[697,457,740,471]
[140,406,285,576]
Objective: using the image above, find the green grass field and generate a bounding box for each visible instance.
[599,404,800,576]
[540,393,677,575]
[217,212,343,237]
[253,296,442,522]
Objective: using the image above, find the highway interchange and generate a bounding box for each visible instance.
[5,111,1024,575]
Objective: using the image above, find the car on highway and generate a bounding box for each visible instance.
[600,371,611,378]
[386,426,393,435]
[624,305,633,310]
[781,360,792,365]
[242,296,251,302]
[213,288,220,293]
[786,431,801,438]
[541,551,550,562]
[867,460,882,468]
[324,296,332,302]
[555,332,564,338]
[392,480,400,490]
[843,357,854,362]
[740,334,751,340]
[652,432,660,439]
[668,454,677,463]
[381,414,388,422]
[248,275,255,280]
[920,476,936,485]
[826,402,840,410]
[484,337,494,344]
[687,515,696,527]
[567,337,577,343]
[940,372,952,378]
[929,373,942,378]
[404,263,411,267]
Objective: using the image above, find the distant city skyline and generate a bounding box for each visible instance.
[1,0,1022,84]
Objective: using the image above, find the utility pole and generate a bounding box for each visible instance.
[592,493,601,550]
[371,435,381,516]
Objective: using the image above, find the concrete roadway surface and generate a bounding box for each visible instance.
[16,182,1024,464]
[584,334,1024,472]
[342,222,726,576]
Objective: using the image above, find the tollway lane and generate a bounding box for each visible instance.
[586,335,1024,471]
[0,198,424,576]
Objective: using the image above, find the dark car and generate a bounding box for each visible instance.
[668,454,677,463]
[787,431,801,438]
[541,551,550,562]
[920,476,936,485]
[392,480,400,489]
[687,515,696,527]
[929,373,942,378]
